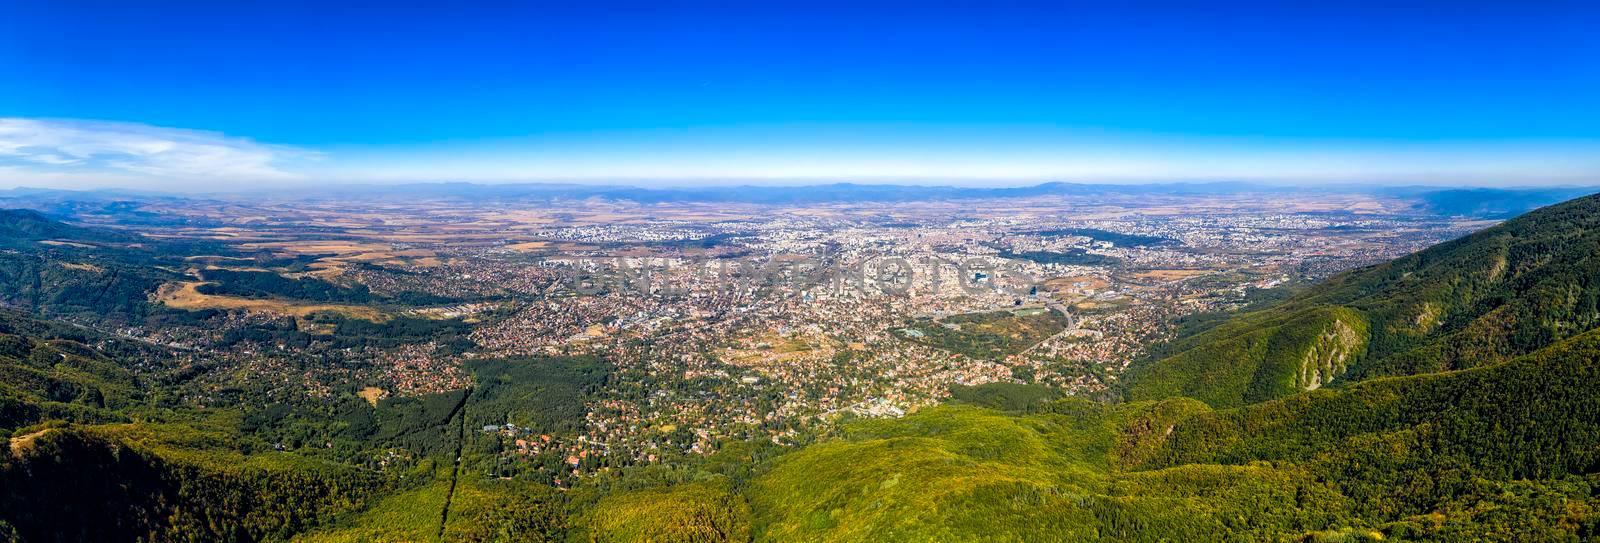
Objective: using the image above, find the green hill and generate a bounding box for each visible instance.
[0,309,180,429]
[1127,191,1600,408]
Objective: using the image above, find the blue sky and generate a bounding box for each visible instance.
[1,0,1597,189]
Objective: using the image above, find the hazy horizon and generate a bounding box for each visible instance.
[9,175,1600,197]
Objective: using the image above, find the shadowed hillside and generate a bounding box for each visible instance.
[1,424,382,542]
[0,209,136,245]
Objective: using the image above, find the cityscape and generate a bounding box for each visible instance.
[35,187,1492,483]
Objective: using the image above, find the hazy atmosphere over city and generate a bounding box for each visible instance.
[2,2,1600,542]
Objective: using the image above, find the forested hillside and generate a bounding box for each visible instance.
[0,309,179,429]
[0,209,205,324]
[1,424,384,542]
[1127,191,1600,407]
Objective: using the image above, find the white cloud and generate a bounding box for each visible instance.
[0,118,314,186]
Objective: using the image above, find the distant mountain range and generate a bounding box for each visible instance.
[1405,187,1600,218]
[255,180,1291,203]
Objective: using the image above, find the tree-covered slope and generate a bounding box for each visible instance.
[0,309,184,430]
[743,402,1345,542]
[1128,191,1600,407]
[1,423,384,542]
[0,304,394,542]
[0,208,203,324]
[1148,325,1600,479]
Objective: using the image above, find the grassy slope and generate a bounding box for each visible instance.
[742,403,1356,542]
[294,476,453,543]
[579,482,751,543]
[297,468,567,543]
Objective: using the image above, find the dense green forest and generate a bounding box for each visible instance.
[197,268,376,303]
[0,239,176,324]
[901,308,1073,359]
[1,424,384,542]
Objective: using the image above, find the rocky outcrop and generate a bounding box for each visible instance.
[1297,317,1365,391]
